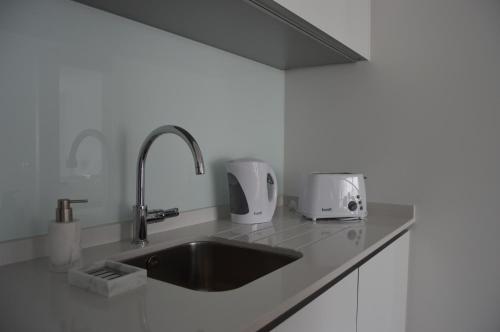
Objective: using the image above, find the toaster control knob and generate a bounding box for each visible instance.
[348,201,358,211]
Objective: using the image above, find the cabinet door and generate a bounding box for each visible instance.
[273,0,371,59]
[358,232,410,332]
[272,270,357,332]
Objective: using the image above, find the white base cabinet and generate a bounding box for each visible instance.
[272,270,358,332]
[357,232,410,332]
[272,232,410,332]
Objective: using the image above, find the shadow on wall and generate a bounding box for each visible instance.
[209,158,231,208]
[117,128,130,222]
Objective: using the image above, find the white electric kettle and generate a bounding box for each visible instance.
[226,158,278,224]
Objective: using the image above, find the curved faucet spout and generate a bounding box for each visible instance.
[136,125,205,206]
[134,125,205,246]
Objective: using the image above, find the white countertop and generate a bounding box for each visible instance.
[0,204,414,332]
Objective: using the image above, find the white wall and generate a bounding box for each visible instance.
[284,0,500,331]
[0,0,284,241]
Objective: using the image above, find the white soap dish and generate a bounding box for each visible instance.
[68,260,147,297]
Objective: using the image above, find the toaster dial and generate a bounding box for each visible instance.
[348,201,358,211]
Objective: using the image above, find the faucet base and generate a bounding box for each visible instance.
[133,204,148,246]
[132,239,148,247]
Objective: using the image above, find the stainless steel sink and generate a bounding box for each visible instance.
[122,238,302,292]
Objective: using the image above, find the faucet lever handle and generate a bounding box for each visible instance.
[147,208,179,223]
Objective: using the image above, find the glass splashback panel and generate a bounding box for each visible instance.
[0,0,284,241]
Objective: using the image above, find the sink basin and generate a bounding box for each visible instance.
[121,238,302,291]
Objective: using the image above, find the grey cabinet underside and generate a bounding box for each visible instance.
[73,0,366,70]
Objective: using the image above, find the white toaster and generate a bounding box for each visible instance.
[299,173,367,221]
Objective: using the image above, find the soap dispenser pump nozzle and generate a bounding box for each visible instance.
[56,199,88,223]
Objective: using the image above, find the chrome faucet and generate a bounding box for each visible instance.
[133,125,205,246]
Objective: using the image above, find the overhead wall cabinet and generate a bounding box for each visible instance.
[271,232,410,332]
[272,0,370,60]
[73,0,370,69]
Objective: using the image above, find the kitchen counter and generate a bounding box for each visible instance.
[0,203,414,332]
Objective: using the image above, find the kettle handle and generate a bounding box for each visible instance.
[265,164,278,216]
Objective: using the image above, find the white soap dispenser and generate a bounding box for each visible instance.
[48,198,87,272]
